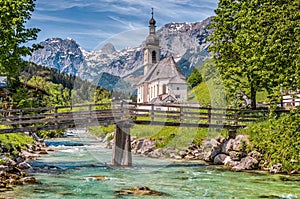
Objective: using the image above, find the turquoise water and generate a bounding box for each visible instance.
[2,130,300,199]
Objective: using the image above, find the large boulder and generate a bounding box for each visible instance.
[232,151,262,171]
[223,156,239,167]
[231,135,249,151]
[213,154,228,165]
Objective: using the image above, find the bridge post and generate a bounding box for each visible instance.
[208,107,212,124]
[112,122,132,166]
[18,110,23,128]
[54,107,58,129]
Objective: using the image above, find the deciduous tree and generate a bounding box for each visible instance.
[0,0,40,84]
[209,0,299,109]
[187,68,202,88]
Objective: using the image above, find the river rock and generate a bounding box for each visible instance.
[231,135,249,151]
[232,155,260,171]
[229,151,245,161]
[88,176,106,181]
[133,139,155,155]
[20,176,37,184]
[115,186,167,196]
[269,163,282,173]
[21,150,39,159]
[2,157,16,167]
[203,138,221,150]
[17,162,32,170]
[179,150,186,158]
[223,156,239,167]
[148,149,163,158]
[213,154,228,165]
[0,165,9,172]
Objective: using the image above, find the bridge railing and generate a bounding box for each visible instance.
[121,102,270,128]
[0,102,285,133]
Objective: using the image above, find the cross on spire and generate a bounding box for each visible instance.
[151,8,154,18]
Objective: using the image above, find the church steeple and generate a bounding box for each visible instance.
[149,8,156,34]
[144,8,160,75]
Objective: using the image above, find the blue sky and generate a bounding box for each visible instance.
[27,0,219,51]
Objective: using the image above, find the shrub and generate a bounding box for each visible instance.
[240,109,300,173]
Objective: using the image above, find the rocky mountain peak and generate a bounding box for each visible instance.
[29,38,85,75]
[100,43,116,54]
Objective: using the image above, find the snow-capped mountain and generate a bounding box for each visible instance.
[30,17,212,84]
[30,38,85,75]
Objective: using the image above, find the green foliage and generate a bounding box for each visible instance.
[20,63,76,90]
[0,133,34,158]
[93,86,111,104]
[36,129,64,139]
[240,109,300,173]
[19,63,112,107]
[27,76,71,107]
[0,0,40,82]
[209,0,300,109]
[0,158,6,165]
[187,68,202,88]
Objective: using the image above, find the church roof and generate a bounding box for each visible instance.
[138,56,186,85]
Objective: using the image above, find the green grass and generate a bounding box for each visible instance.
[130,125,218,150]
[87,125,115,138]
[0,133,35,157]
[188,82,211,105]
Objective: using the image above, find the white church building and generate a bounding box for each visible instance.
[137,11,187,104]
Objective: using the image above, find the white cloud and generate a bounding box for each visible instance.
[31,0,218,50]
[31,13,87,25]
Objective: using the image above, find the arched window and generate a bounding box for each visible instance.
[152,51,157,63]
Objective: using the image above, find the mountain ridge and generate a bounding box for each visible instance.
[29,17,213,87]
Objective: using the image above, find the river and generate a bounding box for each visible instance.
[2,129,300,199]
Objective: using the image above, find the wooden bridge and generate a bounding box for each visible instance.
[0,102,274,166]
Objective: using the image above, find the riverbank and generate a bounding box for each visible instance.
[0,133,49,192]
[1,129,299,199]
[97,130,299,176]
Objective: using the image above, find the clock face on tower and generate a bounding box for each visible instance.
[150,27,155,33]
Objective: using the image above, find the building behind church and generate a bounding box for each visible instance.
[137,11,187,104]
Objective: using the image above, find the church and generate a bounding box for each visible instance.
[137,11,187,104]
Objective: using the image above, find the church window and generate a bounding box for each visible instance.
[152,51,157,63]
[162,84,166,94]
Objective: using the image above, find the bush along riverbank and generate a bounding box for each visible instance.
[0,132,49,192]
[97,113,299,175]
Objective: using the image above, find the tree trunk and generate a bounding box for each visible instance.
[250,83,256,110]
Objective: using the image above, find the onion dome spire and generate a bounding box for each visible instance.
[149,8,156,26]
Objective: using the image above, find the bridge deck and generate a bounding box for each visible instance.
[0,102,277,134]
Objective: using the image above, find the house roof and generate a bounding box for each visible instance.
[138,56,186,85]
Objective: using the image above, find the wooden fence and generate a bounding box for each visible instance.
[0,102,288,134]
